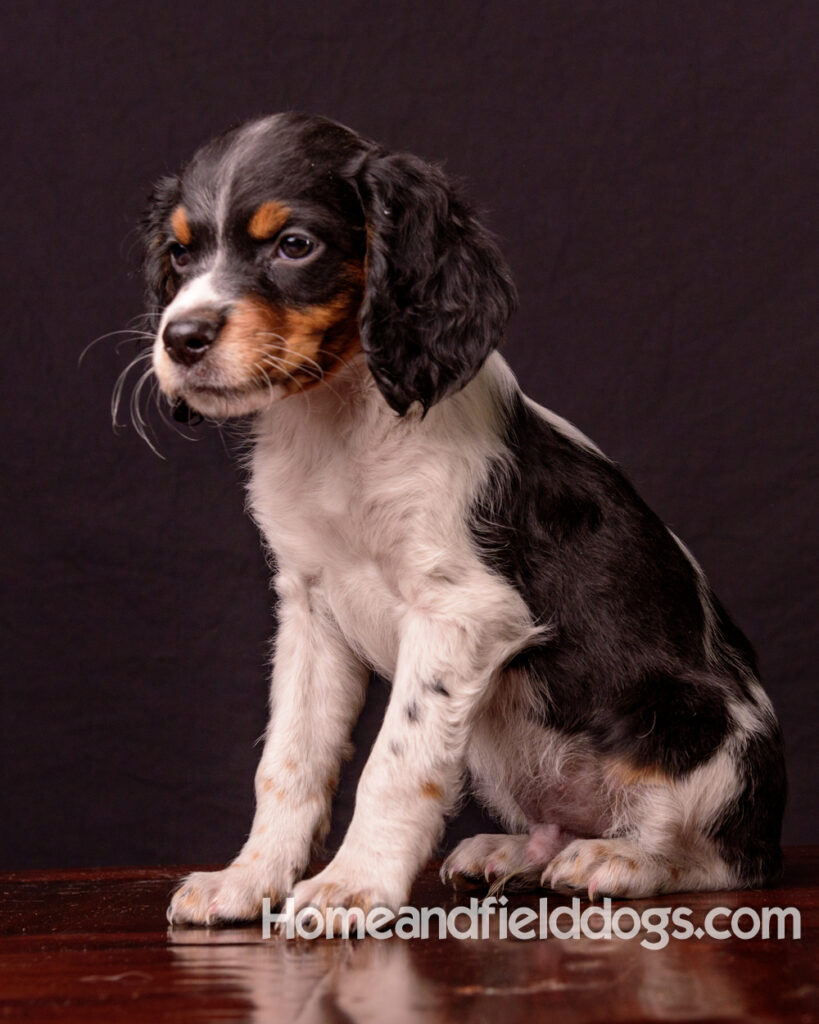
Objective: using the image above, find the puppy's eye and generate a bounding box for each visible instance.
[169,242,191,270]
[277,234,315,260]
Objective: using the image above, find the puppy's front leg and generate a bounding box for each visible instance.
[168,573,369,924]
[289,606,522,927]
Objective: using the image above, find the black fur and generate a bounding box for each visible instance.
[351,150,517,414]
[712,727,787,884]
[470,392,786,882]
[142,174,181,307]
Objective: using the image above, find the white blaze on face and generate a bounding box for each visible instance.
[153,270,223,388]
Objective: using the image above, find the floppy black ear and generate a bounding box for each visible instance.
[351,150,517,414]
[141,174,181,308]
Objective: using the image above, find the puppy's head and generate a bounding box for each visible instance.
[143,113,516,418]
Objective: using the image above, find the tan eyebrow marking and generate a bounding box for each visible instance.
[170,206,192,245]
[248,200,291,240]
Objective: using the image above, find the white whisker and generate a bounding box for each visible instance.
[111,351,153,428]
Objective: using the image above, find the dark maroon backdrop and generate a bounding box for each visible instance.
[1,0,816,867]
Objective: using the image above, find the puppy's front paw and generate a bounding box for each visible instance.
[167,865,285,925]
[441,833,537,889]
[286,860,409,936]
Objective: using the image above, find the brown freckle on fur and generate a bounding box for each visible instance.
[170,205,192,245]
[248,200,291,240]
[262,778,274,792]
[421,780,443,800]
[283,760,298,773]
[250,851,260,861]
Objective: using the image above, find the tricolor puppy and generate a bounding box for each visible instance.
[141,113,785,926]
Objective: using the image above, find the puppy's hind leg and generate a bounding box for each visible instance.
[542,744,754,900]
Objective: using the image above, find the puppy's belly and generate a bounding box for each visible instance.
[467,707,613,837]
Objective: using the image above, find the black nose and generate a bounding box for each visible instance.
[163,310,226,366]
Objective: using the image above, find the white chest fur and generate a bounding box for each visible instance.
[246,354,527,675]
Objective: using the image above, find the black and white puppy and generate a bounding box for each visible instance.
[140,113,785,926]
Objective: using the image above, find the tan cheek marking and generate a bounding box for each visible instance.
[248,200,291,240]
[421,781,444,800]
[219,297,286,368]
[170,205,192,245]
[283,759,298,773]
[281,286,363,374]
[217,282,364,393]
[283,298,349,361]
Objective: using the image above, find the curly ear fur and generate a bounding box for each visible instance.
[141,174,181,309]
[351,151,517,414]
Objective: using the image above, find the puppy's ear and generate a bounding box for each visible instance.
[141,174,181,308]
[351,150,517,414]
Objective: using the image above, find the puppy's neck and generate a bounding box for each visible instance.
[253,350,384,439]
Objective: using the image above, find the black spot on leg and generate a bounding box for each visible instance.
[426,679,450,697]
[405,701,420,723]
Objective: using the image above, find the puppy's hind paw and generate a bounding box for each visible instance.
[542,838,666,900]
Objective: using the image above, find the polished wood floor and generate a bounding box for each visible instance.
[1,850,816,1022]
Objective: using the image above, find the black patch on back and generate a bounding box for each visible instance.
[469,394,747,777]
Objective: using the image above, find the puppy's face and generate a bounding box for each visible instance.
[144,114,368,418]
[143,112,517,419]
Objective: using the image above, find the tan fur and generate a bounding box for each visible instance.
[217,289,362,394]
[606,758,671,789]
[247,200,290,240]
[170,205,192,245]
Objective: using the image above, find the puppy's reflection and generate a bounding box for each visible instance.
[168,914,754,1023]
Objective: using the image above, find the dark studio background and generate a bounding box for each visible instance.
[1,1,816,869]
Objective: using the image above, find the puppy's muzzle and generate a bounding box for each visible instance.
[163,308,227,366]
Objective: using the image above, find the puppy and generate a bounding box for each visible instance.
[139,112,785,926]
